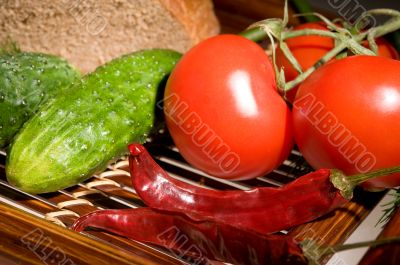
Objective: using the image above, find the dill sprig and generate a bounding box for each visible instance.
[377,188,400,226]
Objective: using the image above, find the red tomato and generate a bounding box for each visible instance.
[164,34,294,180]
[373,37,400,59]
[276,22,399,102]
[292,55,400,190]
[276,23,335,102]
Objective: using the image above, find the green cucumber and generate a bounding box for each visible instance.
[0,52,80,148]
[6,49,181,194]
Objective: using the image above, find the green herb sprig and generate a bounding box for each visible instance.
[377,188,400,226]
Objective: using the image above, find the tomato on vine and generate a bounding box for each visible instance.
[276,22,399,102]
[164,34,294,180]
[292,55,400,190]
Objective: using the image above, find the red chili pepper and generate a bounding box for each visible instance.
[128,143,400,234]
[71,208,307,265]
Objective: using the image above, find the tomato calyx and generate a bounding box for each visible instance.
[240,1,400,96]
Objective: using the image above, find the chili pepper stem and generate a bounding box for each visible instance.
[301,236,400,265]
[330,166,400,200]
[332,236,400,252]
[329,169,355,200]
[349,166,400,186]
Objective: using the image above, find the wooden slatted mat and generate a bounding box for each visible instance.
[0,130,397,265]
[0,2,398,264]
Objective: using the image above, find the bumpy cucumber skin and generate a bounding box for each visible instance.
[0,53,80,148]
[7,49,181,194]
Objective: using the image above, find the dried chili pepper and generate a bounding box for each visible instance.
[71,207,307,265]
[128,143,400,234]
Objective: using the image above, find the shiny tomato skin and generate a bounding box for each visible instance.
[276,22,399,102]
[164,34,294,180]
[373,38,400,60]
[293,55,400,189]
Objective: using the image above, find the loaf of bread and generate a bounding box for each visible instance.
[0,0,220,72]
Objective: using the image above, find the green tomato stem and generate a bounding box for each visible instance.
[239,27,269,43]
[373,17,400,39]
[283,16,400,91]
[240,28,337,42]
[240,7,400,92]
[282,29,337,40]
[283,41,347,91]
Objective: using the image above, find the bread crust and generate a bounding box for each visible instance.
[0,0,220,72]
[159,0,220,45]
